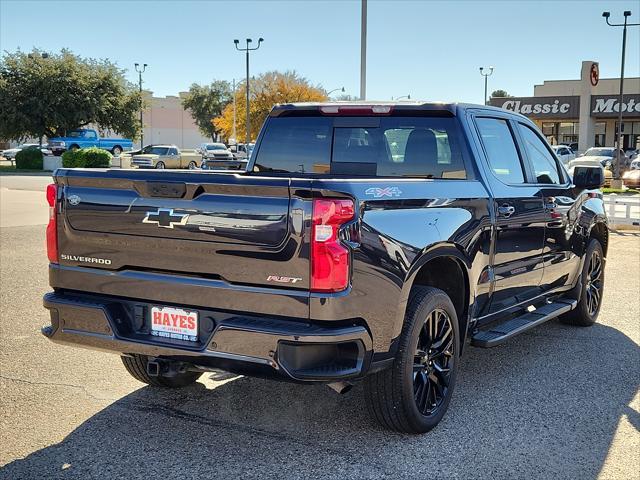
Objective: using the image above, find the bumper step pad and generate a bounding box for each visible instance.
[471,299,577,348]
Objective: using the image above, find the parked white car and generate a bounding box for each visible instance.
[577,147,628,169]
[2,143,52,160]
[229,143,255,160]
[199,143,233,161]
[551,145,575,165]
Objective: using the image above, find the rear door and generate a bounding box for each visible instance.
[472,115,546,314]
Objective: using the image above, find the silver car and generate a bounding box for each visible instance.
[199,143,233,161]
[551,145,575,166]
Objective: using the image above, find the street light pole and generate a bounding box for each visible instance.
[392,95,411,101]
[327,87,345,98]
[603,11,639,184]
[134,63,147,149]
[479,66,494,106]
[234,38,263,148]
[360,0,367,100]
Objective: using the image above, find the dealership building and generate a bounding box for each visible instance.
[490,60,640,153]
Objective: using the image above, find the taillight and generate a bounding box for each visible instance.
[46,184,58,263]
[311,198,355,292]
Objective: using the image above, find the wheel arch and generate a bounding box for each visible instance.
[589,220,609,257]
[396,244,473,353]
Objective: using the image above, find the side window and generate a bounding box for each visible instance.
[332,117,467,178]
[519,124,561,184]
[84,131,97,140]
[169,148,178,155]
[475,117,525,184]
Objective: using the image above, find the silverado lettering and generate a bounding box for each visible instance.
[60,254,112,265]
[42,102,608,434]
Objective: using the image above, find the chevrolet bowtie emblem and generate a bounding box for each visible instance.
[143,208,189,229]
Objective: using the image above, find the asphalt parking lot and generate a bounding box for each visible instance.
[0,175,638,479]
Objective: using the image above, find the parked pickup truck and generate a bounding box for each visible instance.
[130,145,202,169]
[48,129,133,156]
[42,102,608,433]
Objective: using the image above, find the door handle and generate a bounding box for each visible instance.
[497,205,515,218]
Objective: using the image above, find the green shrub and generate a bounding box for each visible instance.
[61,149,80,168]
[15,147,43,170]
[81,147,112,168]
[62,147,112,168]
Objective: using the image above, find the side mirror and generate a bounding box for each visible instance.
[572,166,604,189]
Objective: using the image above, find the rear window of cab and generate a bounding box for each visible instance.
[252,116,468,179]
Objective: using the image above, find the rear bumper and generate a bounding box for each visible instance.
[42,291,373,382]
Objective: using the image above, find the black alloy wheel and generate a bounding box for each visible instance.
[413,308,455,416]
[584,248,603,317]
[364,286,459,433]
[561,238,605,327]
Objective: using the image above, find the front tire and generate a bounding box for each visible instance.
[121,354,201,388]
[561,238,604,327]
[112,146,122,156]
[155,161,165,169]
[364,286,459,433]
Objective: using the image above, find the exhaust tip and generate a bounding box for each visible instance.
[327,381,353,395]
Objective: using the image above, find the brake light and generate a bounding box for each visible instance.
[311,198,355,292]
[46,184,58,263]
[319,105,393,115]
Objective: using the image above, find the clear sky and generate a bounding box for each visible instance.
[1,0,639,103]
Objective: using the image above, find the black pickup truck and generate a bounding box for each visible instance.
[42,102,608,433]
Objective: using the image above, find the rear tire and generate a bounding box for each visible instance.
[560,238,604,327]
[364,286,459,433]
[188,161,197,169]
[121,354,201,388]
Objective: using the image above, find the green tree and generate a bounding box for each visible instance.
[490,89,511,99]
[214,71,327,142]
[181,81,232,141]
[0,49,141,142]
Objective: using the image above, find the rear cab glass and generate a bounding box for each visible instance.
[251,115,469,178]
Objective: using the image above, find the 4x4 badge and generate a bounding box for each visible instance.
[365,186,402,198]
[143,208,189,229]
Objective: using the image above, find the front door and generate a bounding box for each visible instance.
[473,116,546,314]
[515,121,581,292]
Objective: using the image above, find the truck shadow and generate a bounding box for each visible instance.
[2,321,638,479]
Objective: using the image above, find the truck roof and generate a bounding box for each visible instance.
[270,101,516,118]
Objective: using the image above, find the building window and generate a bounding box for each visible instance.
[594,122,606,147]
[615,121,640,151]
[542,122,558,145]
[558,122,579,144]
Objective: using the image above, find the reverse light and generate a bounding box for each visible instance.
[46,183,58,263]
[311,198,355,292]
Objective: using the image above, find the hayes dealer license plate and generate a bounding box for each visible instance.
[150,306,198,342]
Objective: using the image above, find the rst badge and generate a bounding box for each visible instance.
[267,275,303,284]
[143,208,189,228]
[365,187,402,198]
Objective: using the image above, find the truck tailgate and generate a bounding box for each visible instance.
[54,169,310,290]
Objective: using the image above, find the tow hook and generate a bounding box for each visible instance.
[327,381,353,394]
